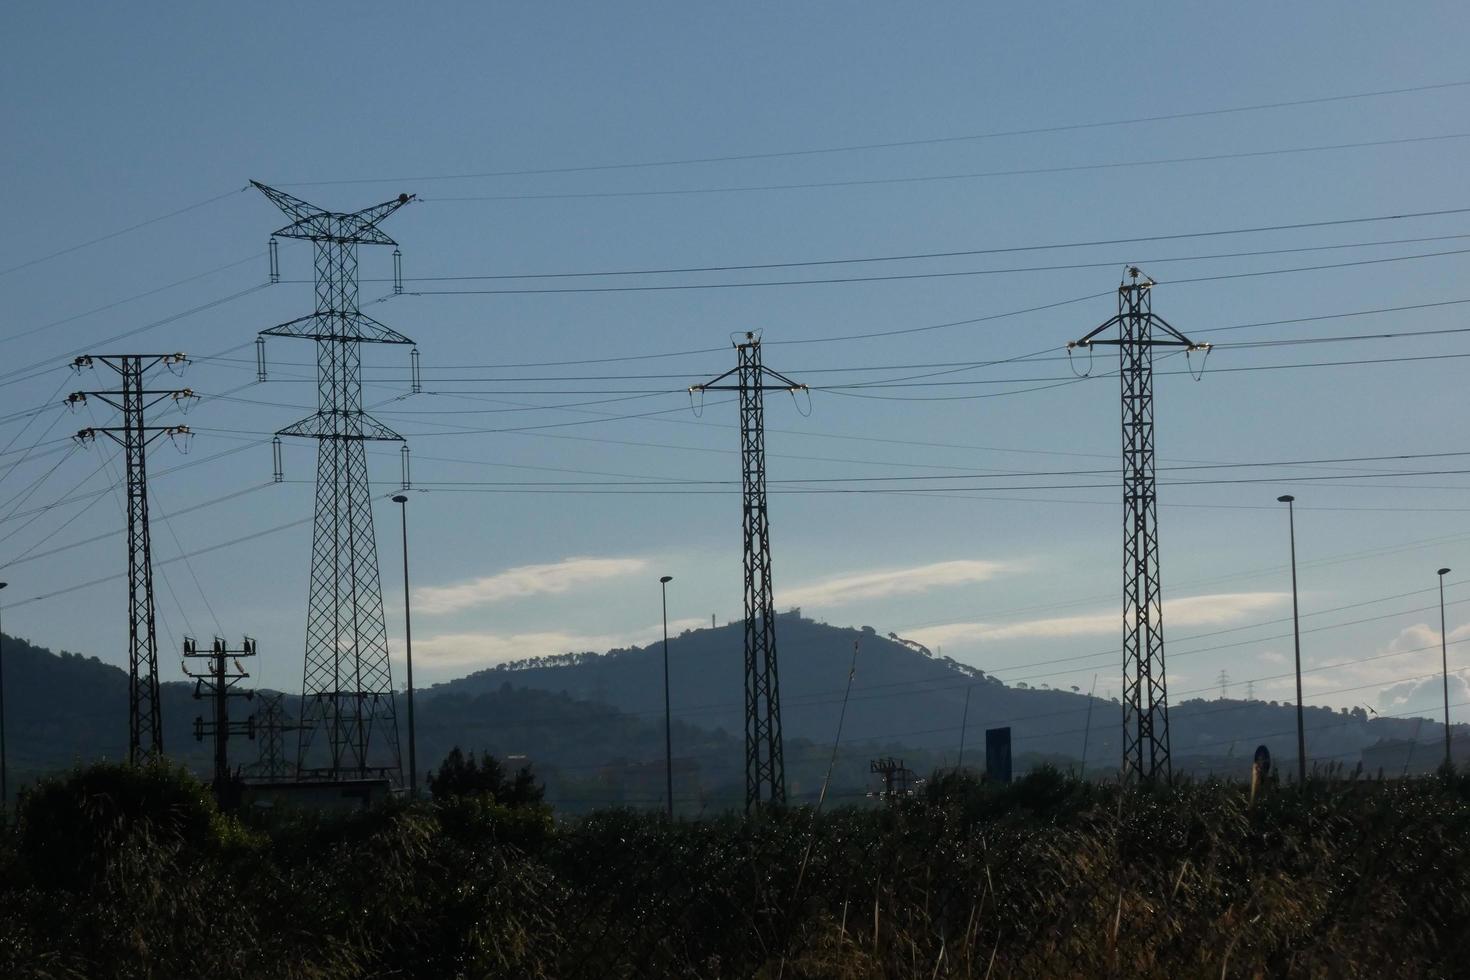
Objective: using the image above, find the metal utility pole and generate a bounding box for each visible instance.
[691,333,808,812]
[1079,673,1098,779]
[183,636,257,800]
[1440,566,1453,771]
[660,575,674,819]
[1278,494,1307,783]
[69,353,195,765]
[252,181,417,783]
[956,685,972,770]
[391,494,418,798]
[1069,268,1209,784]
[0,582,8,806]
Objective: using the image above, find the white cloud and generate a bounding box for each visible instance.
[413,556,647,615]
[1258,650,1288,665]
[907,592,1288,650]
[779,560,1007,610]
[409,617,706,671]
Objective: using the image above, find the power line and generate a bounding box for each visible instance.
[0,253,263,349]
[280,78,1470,185]
[378,208,1470,281]
[424,132,1470,203]
[402,240,1470,295]
[0,284,271,386]
[0,187,245,278]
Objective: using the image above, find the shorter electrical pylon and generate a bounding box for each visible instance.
[247,694,306,780]
[69,353,195,765]
[869,757,913,801]
[182,636,257,800]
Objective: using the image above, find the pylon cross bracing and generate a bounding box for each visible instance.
[252,180,416,783]
[1069,268,1209,783]
[68,353,193,765]
[691,333,808,811]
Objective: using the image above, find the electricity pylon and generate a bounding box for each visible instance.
[68,353,194,765]
[691,333,807,811]
[252,180,415,782]
[182,635,257,798]
[246,694,305,780]
[1068,268,1209,783]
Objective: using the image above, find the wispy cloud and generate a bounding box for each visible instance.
[413,556,647,615]
[779,560,1008,610]
[907,592,1288,650]
[410,617,706,671]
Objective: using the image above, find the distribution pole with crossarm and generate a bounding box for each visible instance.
[691,332,807,811]
[252,180,416,783]
[68,353,194,765]
[1068,268,1210,783]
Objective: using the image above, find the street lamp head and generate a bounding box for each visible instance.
[1439,567,1452,577]
[660,575,673,584]
[391,494,408,504]
[1277,494,1295,503]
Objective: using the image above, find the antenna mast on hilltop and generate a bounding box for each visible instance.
[68,354,195,765]
[1069,268,1210,784]
[692,333,808,811]
[252,181,417,783]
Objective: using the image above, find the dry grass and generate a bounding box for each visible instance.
[2,763,1469,978]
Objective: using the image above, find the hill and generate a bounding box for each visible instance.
[2,619,1462,809]
[429,612,1450,779]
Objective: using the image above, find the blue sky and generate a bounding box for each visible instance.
[4,2,1470,734]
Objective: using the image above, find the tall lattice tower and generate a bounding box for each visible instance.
[69,354,193,764]
[253,181,414,782]
[692,333,807,810]
[1069,268,1209,783]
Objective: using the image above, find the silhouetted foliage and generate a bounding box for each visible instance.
[427,745,545,807]
[5,762,1470,977]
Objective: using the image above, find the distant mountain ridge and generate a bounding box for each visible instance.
[427,612,1455,778]
[3,618,1463,809]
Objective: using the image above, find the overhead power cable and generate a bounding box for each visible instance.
[0,283,271,386]
[280,79,1470,185]
[381,206,1470,282]
[0,186,245,279]
[0,253,263,348]
[423,132,1470,203]
[401,242,1470,297]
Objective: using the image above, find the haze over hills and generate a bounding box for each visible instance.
[430,612,1457,777]
[4,615,1465,808]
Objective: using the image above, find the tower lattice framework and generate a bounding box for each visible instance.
[1069,268,1208,782]
[692,334,807,810]
[69,354,193,765]
[253,180,415,782]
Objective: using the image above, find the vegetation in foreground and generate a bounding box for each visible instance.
[2,761,1469,979]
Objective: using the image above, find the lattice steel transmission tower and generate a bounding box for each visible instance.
[691,333,807,811]
[252,180,416,782]
[68,354,194,765]
[1069,268,1209,783]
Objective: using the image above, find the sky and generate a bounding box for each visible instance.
[3,2,1470,739]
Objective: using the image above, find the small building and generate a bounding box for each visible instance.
[240,777,393,812]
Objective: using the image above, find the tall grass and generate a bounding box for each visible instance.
[2,763,1468,978]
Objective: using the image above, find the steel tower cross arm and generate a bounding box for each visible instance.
[250,180,414,245]
[1068,271,1212,351]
